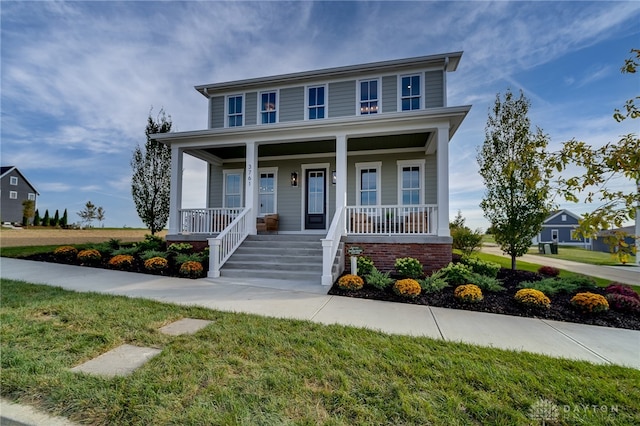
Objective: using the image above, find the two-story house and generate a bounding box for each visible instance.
[1,166,39,224]
[154,52,471,285]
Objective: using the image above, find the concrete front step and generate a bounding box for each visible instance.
[224,260,322,272]
[228,253,322,263]
[221,268,321,283]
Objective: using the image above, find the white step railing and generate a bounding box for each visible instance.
[208,208,250,278]
[345,205,437,235]
[180,208,243,234]
[321,206,346,286]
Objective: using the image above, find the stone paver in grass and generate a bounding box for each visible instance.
[70,344,162,377]
[158,318,213,336]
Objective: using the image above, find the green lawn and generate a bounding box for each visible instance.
[2,279,639,425]
[530,245,636,266]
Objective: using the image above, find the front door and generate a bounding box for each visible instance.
[305,169,326,229]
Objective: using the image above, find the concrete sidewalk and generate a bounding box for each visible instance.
[1,257,639,425]
[481,244,640,286]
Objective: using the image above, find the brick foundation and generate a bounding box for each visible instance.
[165,237,210,252]
[344,241,452,274]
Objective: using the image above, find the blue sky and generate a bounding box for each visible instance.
[2,1,639,230]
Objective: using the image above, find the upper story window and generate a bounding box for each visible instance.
[359,79,379,115]
[10,176,18,185]
[260,91,277,124]
[401,75,421,111]
[227,95,243,127]
[307,86,325,120]
[9,191,17,199]
[28,193,36,201]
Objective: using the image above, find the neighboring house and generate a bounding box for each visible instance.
[592,226,635,254]
[155,52,471,285]
[535,209,590,248]
[0,166,39,224]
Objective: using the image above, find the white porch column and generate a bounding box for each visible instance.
[436,125,450,237]
[168,146,183,235]
[335,134,348,222]
[245,141,258,235]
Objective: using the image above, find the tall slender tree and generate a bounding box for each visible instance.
[131,108,172,235]
[477,89,554,269]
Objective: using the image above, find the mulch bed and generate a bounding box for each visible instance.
[329,268,640,331]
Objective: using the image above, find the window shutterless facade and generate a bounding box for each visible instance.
[10,176,18,185]
[397,160,425,205]
[260,91,277,124]
[227,95,243,127]
[9,191,17,199]
[359,79,379,115]
[356,162,381,206]
[307,85,326,120]
[258,168,277,215]
[223,170,243,208]
[400,74,421,111]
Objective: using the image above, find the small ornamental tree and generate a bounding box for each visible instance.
[52,209,60,227]
[96,207,105,228]
[131,108,172,235]
[60,209,68,227]
[42,209,50,227]
[78,201,97,228]
[33,209,41,226]
[21,199,35,227]
[477,89,553,270]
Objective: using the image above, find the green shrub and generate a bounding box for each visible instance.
[135,234,165,252]
[518,278,583,296]
[451,226,483,256]
[393,279,421,298]
[439,262,473,285]
[356,256,375,276]
[560,275,597,290]
[364,267,394,290]
[175,252,207,265]
[454,284,483,303]
[337,274,364,291]
[418,270,449,293]
[394,257,424,279]
[89,242,115,257]
[571,292,609,314]
[460,256,500,278]
[107,238,122,250]
[112,246,140,256]
[514,288,551,309]
[468,273,505,292]
[140,250,168,261]
[167,243,193,253]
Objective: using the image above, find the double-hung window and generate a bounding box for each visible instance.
[359,79,379,114]
[223,170,243,208]
[258,168,277,215]
[227,95,243,127]
[260,91,277,124]
[9,191,17,199]
[10,176,18,185]
[356,162,381,206]
[307,85,325,119]
[397,160,424,205]
[28,193,36,201]
[401,75,421,111]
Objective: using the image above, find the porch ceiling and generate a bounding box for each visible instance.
[198,132,431,160]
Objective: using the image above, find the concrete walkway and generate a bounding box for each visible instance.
[1,257,639,424]
[481,244,640,286]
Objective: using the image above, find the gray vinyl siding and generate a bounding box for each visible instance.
[279,86,304,122]
[381,75,397,113]
[208,164,224,208]
[0,171,37,223]
[328,80,355,118]
[425,71,444,108]
[245,92,257,126]
[210,96,225,129]
[424,155,437,204]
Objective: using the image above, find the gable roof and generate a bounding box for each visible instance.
[0,166,39,194]
[543,209,581,224]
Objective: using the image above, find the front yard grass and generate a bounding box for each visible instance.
[2,279,639,425]
[530,245,636,266]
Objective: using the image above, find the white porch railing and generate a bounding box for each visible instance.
[346,205,437,235]
[180,208,243,234]
[208,208,251,278]
[321,206,347,286]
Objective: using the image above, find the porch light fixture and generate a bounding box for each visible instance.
[290,172,298,187]
[332,170,336,185]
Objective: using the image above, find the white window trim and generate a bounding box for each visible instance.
[258,90,279,125]
[397,159,425,205]
[357,77,380,116]
[398,73,423,111]
[258,167,278,216]
[28,193,36,201]
[222,169,244,208]
[304,84,328,120]
[10,176,18,185]
[225,94,244,128]
[9,191,18,199]
[355,161,382,206]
